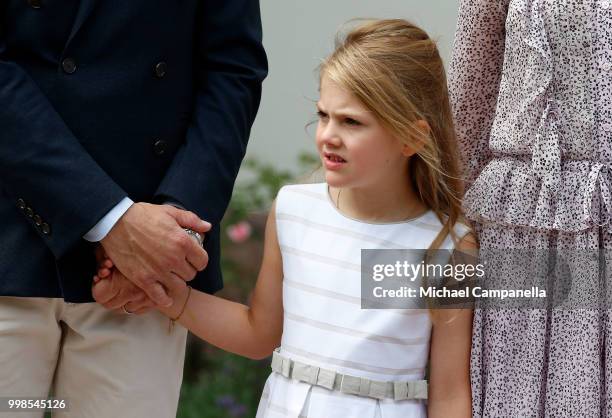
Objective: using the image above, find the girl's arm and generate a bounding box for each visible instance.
[164,201,284,360]
[427,233,477,418]
[96,201,284,360]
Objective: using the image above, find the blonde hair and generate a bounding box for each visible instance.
[319,19,468,250]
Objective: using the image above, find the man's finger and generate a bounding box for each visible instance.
[170,207,211,234]
[185,239,209,272]
[106,287,145,310]
[159,273,187,292]
[104,289,133,310]
[166,273,189,295]
[125,297,155,314]
[143,282,173,307]
[92,279,119,304]
[170,259,198,282]
[132,307,154,315]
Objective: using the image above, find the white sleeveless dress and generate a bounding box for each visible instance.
[255,183,470,418]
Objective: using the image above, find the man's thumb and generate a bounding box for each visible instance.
[170,208,211,233]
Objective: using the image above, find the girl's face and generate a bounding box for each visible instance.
[315,75,409,190]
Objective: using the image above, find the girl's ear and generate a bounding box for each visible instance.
[401,144,419,157]
[401,119,430,157]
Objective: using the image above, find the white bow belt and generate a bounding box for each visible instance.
[271,349,428,401]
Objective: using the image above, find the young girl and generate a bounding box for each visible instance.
[94,19,474,418]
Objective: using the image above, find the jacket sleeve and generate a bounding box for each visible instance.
[152,0,268,226]
[0,10,128,260]
[448,0,509,191]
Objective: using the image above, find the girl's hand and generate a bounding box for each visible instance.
[92,244,156,315]
[93,244,115,282]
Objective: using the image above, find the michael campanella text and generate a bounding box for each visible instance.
[373,286,547,300]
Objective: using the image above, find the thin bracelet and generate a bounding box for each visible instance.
[171,286,192,322]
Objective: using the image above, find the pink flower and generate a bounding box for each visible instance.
[226,221,252,243]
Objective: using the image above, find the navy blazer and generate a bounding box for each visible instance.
[0,0,268,302]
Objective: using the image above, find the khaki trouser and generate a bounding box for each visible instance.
[0,297,188,418]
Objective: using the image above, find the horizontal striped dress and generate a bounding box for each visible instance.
[255,183,470,418]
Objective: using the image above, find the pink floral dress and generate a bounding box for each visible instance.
[450,0,612,416]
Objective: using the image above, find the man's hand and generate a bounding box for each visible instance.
[92,244,154,314]
[100,202,211,307]
[93,245,189,316]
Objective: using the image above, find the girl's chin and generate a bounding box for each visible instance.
[324,171,350,188]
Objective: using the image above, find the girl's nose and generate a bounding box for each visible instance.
[319,122,342,147]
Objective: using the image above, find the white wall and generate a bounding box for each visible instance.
[245,0,460,174]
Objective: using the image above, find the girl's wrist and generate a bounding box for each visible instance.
[170,285,192,322]
[159,284,191,320]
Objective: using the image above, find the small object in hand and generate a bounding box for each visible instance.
[183,228,204,247]
[122,304,134,315]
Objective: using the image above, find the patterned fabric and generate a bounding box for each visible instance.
[449,0,612,416]
[255,183,470,418]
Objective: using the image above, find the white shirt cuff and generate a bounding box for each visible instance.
[83,197,134,242]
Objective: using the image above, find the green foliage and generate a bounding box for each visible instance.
[178,350,270,418]
[222,159,291,226]
[223,153,320,226]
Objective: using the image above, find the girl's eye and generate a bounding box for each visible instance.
[345,118,361,126]
[317,110,328,119]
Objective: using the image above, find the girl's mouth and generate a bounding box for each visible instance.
[324,152,347,163]
[323,152,347,170]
